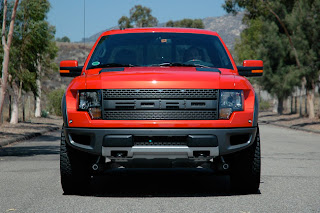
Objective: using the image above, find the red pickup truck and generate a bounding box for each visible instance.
[59,27,263,194]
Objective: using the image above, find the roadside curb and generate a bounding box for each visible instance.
[260,121,320,134]
[0,126,60,148]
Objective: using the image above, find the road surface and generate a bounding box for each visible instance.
[0,124,319,213]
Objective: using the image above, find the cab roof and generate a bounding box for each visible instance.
[100,27,219,37]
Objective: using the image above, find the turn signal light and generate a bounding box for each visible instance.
[88,108,102,119]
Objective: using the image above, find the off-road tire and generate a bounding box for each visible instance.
[60,125,93,195]
[229,126,261,194]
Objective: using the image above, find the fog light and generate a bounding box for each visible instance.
[88,108,102,119]
[219,108,233,119]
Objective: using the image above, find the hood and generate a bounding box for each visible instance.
[85,67,236,89]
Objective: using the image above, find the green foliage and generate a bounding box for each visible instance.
[234,18,262,63]
[118,16,132,29]
[165,19,204,29]
[224,0,320,113]
[41,109,49,118]
[286,0,320,91]
[117,5,158,28]
[9,0,58,95]
[257,20,300,100]
[56,36,70,42]
[47,88,65,116]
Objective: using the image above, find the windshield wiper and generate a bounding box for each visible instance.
[89,63,136,69]
[150,62,210,68]
[150,62,193,67]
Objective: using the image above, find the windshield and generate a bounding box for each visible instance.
[87,32,233,69]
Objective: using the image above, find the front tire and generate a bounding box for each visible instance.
[229,126,261,194]
[60,125,93,195]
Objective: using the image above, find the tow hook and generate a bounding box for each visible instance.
[220,156,229,170]
[92,156,101,171]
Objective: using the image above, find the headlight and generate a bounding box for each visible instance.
[219,90,244,119]
[78,90,102,119]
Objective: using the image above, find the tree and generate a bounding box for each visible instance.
[118,16,132,29]
[257,21,300,114]
[34,25,58,118]
[165,18,204,29]
[117,5,158,28]
[223,0,319,116]
[286,0,320,118]
[56,36,70,42]
[0,0,19,123]
[8,0,57,123]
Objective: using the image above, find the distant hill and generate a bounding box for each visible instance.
[80,12,245,50]
[42,42,93,93]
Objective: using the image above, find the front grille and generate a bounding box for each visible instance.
[103,110,217,120]
[103,89,218,99]
[134,136,187,146]
[101,89,219,120]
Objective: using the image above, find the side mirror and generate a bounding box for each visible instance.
[60,60,83,77]
[237,60,263,77]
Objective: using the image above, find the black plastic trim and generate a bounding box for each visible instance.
[103,135,133,147]
[253,92,259,127]
[60,66,83,77]
[64,127,258,156]
[102,89,219,99]
[187,135,218,147]
[102,110,218,120]
[237,66,263,77]
[61,93,68,127]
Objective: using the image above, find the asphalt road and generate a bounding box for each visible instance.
[0,124,319,213]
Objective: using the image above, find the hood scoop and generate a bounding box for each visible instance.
[196,68,221,73]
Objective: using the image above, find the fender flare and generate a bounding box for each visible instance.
[252,92,259,127]
[61,93,68,127]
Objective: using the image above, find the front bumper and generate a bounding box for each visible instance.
[64,127,258,159]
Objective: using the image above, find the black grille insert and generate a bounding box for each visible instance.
[103,110,218,120]
[103,89,218,99]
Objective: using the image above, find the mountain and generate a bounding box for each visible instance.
[80,12,245,50]
[203,12,245,50]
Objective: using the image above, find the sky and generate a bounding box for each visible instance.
[47,0,227,42]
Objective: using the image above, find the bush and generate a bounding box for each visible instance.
[41,110,49,118]
[259,99,271,111]
[47,88,65,116]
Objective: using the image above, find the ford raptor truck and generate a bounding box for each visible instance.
[59,28,263,194]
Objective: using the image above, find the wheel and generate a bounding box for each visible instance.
[229,126,261,194]
[60,125,94,195]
